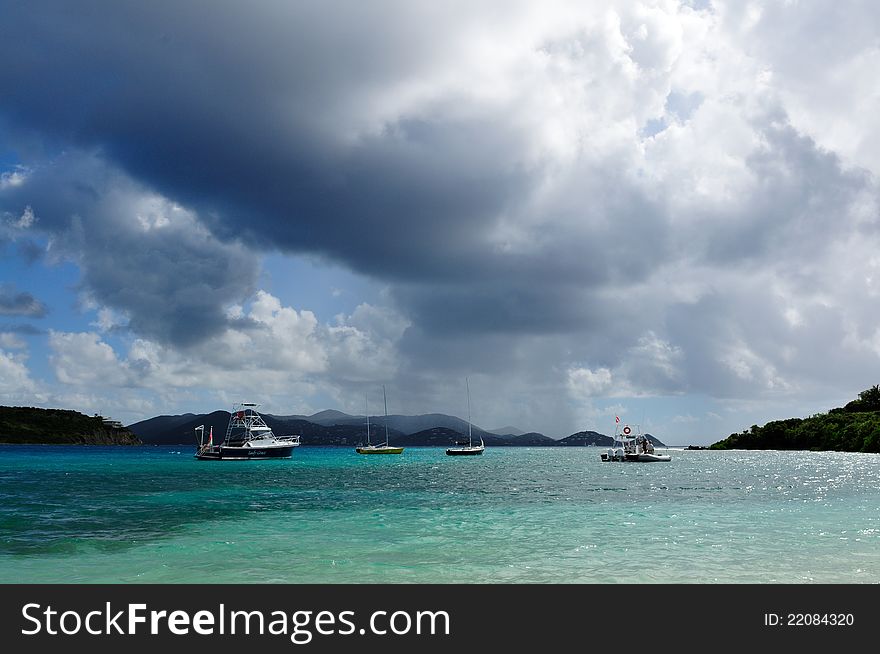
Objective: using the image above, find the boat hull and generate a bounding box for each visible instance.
[630,453,671,462]
[446,447,485,456]
[195,444,296,460]
[601,452,671,462]
[355,446,404,454]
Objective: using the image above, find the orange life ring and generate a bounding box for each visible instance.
[622,426,631,435]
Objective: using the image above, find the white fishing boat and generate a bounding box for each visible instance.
[356,386,404,454]
[446,378,485,456]
[601,422,670,462]
[195,402,301,460]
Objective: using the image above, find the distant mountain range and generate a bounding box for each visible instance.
[291,410,501,437]
[127,409,665,447]
[488,425,525,436]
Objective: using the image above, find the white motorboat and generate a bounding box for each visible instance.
[195,403,301,460]
[601,422,671,462]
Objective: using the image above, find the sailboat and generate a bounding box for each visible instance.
[446,378,485,456]
[355,386,404,454]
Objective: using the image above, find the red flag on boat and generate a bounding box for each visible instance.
[207,426,213,446]
[615,416,620,423]
[236,411,244,419]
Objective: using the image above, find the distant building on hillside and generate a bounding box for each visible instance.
[97,414,125,429]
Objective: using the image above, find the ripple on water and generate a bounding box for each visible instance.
[0,446,879,582]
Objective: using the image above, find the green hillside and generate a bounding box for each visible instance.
[0,406,142,445]
[710,386,880,452]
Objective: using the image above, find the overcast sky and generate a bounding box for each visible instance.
[1,1,879,443]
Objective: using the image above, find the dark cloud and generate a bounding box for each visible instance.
[0,153,260,347]
[0,4,533,263]
[0,283,48,318]
[0,323,45,335]
[15,239,44,264]
[0,3,550,342]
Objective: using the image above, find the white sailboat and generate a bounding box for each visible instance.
[356,386,404,454]
[446,378,485,456]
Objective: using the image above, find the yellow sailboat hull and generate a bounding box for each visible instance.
[356,445,404,454]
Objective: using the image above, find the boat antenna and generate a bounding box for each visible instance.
[383,384,389,446]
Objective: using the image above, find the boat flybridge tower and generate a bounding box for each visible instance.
[225,402,274,445]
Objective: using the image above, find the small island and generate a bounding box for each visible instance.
[0,406,142,445]
[710,386,880,452]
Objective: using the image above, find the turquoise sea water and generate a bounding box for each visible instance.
[1,445,879,583]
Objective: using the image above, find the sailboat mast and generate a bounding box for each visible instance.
[383,385,389,446]
[365,393,370,445]
[466,377,472,447]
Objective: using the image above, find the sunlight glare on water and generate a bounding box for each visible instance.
[1,446,878,583]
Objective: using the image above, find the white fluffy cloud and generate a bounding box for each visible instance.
[0,333,26,350]
[46,291,408,415]
[0,347,36,396]
[49,331,129,386]
[0,168,28,191]
[568,366,615,397]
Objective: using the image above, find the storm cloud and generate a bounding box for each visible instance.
[0,152,260,346]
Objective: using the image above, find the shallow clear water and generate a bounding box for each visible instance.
[1,445,878,583]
